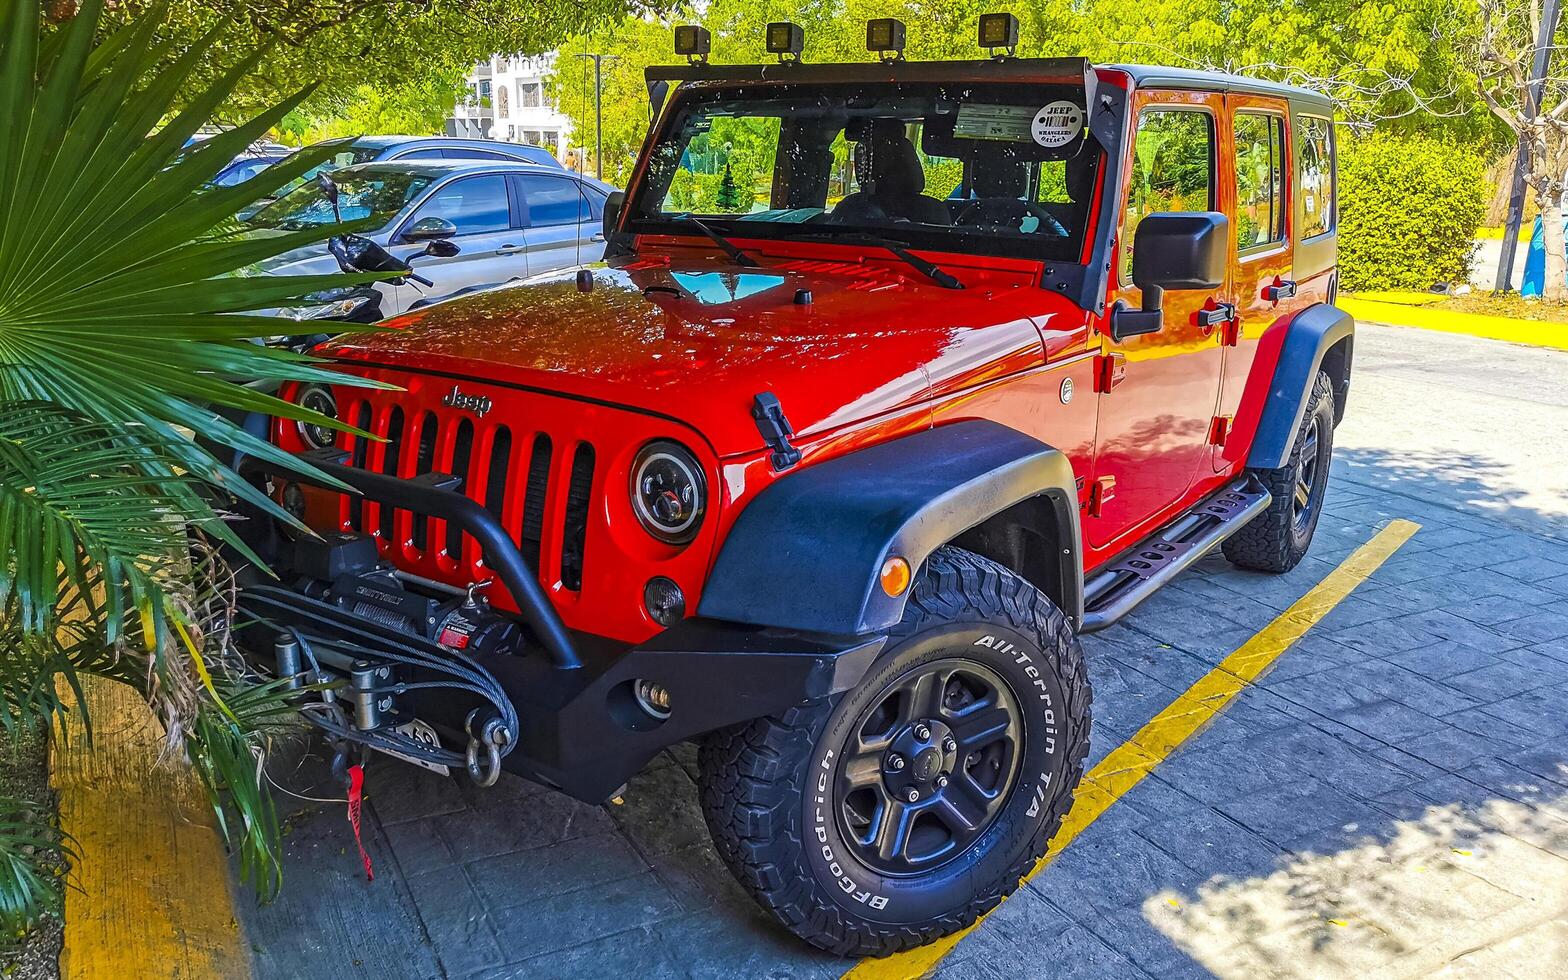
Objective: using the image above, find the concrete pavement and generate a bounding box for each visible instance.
[232,322,1568,979]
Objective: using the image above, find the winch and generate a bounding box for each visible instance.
[249,530,524,786]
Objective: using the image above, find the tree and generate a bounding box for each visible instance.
[549,0,1490,195]
[284,73,468,144]
[105,0,646,122]
[1477,0,1568,301]
[0,0,384,928]
[715,162,743,210]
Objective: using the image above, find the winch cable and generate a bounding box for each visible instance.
[244,586,523,750]
[277,621,520,781]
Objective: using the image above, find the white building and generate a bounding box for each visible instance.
[447,54,574,163]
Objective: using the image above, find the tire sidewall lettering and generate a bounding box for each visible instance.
[801,621,1073,922]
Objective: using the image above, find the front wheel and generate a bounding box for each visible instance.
[697,547,1091,956]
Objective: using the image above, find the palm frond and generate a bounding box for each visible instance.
[0,796,69,942]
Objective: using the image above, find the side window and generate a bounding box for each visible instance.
[1296,115,1335,239]
[581,185,608,220]
[447,148,511,161]
[1233,112,1286,251]
[1121,109,1214,280]
[517,175,583,226]
[396,148,447,160]
[405,175,511,235]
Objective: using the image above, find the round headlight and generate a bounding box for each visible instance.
[295,384,338,449]
[630,440,706,544]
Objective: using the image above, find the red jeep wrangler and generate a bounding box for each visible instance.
[238,17,1349,956]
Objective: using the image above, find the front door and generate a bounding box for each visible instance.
[392,173,522,309]
[1088,91,1228,551]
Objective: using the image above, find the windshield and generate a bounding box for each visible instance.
[628,81,1102,262]
[243,167,433,231]
[269,142,383,198]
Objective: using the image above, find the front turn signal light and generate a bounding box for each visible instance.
[880,556,912,597]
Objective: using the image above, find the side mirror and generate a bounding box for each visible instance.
[423,238,461,258]
[403,216,458,242]
[603,190,625,241]
[1111,211,1228,342]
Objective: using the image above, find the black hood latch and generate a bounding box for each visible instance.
[751,392,802,471]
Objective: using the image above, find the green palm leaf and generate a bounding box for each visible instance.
[0,0,411,918]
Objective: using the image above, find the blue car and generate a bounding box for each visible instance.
[238,136,565,217]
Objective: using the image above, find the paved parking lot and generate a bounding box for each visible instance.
[237,322,1568,979]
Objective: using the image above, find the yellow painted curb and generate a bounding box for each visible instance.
[53,677,250,980]
[843,519,1421,980]
[1341,297,1568,351]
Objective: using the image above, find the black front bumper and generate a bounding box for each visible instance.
[234,449,885,802]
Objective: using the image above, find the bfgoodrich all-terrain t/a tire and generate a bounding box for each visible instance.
[1223,370,1336,573]
[697,547,1092,956]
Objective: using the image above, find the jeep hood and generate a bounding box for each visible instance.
[318,255,1079,457]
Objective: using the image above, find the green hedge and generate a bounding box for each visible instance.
[1338,134,1489,292]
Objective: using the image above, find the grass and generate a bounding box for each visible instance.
[1345,290,1568,324]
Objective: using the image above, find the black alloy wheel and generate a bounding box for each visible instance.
[836,660,1023,876]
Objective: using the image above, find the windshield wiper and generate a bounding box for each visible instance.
[791,233,963,290]
[670,213,760,267]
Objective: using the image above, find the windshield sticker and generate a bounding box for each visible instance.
[952,104,1038,142]
[1031,101,1085,148]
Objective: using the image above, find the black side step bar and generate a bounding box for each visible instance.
[1080,478,1271,633]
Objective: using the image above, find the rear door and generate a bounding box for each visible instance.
[1213,96,1297,472]
[513,173,591,275]
[1088,91,1228,551]
[391,173,522,305]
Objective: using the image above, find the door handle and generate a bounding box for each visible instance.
[1262,278,1297,302]
[497,244,524,255]
[1195,302,1237,328]
[590,233,606,243]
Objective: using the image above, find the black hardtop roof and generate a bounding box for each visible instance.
[1110,64,1332,112]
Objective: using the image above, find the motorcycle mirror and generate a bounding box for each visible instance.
[328,233,411,279]
[403,215,458,242]
[316,172,342,223]
[423,238,461,258]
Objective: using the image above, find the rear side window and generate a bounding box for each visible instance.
[396,148,447,160]
[1121,108,1215,280]
[518,175,584,226]
[1295,115,1335,239]
[406,175,511,235]
[1233,112,1286,250]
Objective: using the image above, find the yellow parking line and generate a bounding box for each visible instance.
[54,677,250,979]
[844,518,1421,980]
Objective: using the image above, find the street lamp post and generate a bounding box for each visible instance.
[574,52,620,180]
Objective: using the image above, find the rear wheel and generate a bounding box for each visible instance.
[1223,370,1336,573]
[697,547,1091,956]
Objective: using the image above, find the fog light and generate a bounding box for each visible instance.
[978,12,1020,56]
[282,482,307,520]
[634,679,672,720]
[644,576,687,627]
[866,18,905,60]
[673,25,710,63]
[880,556,912,597]
[766,22,804,62]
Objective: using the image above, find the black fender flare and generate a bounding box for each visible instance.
[697,420,1084,636]
[1248,302,1354,470]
